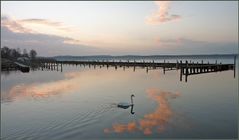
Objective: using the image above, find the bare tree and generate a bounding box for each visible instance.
[1,46,11,58]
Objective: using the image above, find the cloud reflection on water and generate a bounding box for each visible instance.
[1,72,82,102]
[1,69,142,102]
[104,88,180,135]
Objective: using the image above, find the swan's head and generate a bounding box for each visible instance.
[131,94,135,97]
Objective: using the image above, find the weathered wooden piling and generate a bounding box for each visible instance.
[163,59,165,74]
[180,60,182,81]
[185,60,188,82]
[176,60,179,69]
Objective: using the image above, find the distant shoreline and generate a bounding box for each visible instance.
[37,53,238,59]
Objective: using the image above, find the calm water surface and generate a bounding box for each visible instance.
[1,59,238,139]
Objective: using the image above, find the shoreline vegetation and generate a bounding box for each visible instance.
[1,46,55,71]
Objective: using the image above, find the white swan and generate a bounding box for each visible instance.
[117,94,134,109]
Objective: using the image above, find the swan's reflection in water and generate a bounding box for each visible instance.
[104,88,180,135]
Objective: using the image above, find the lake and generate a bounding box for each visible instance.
[1,57,238,139]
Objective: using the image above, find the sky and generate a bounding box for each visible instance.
[1,1,238,56]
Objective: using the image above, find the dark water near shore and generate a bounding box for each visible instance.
[1,57,238,139]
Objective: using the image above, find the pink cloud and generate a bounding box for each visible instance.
[146,1,181,24]
[1,16,34,33]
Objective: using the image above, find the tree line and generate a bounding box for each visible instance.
[1,46,37,60]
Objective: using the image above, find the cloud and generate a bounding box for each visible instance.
[18,18,73,32]
[104,88,181,135]
[1,16,34,33]
[1,15,77,37]
[19,18,62,26]
[146,1,181,24]
[1,16,103,56]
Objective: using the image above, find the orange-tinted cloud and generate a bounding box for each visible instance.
[18,18,73,33]
[1,16,34,33]
[1,16,76,36]
[146,1,181,24]
[1,16,83,46]
[104,88,180,135]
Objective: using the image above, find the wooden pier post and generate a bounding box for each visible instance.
[220,62,222,72]
[201,60,203,72]
[56,63,59,71]
[176,60,179,69]
[51,62,53,70]
[163,59,165,74]
[180,60,182,81]
[61,62,63,72]
[146,67,148,73]
[41,62,43,69]
[185,60,188,82]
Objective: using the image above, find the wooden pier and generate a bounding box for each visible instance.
[36,56,236,82]
[4,56,234,82]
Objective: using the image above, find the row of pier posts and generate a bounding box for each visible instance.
[37,56,236,82]
[179,56,236,82]
[41,62,63,72]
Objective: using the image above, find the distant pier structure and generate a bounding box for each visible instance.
[37,55,237,82]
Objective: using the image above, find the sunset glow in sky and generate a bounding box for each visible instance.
[1,1,238,56]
